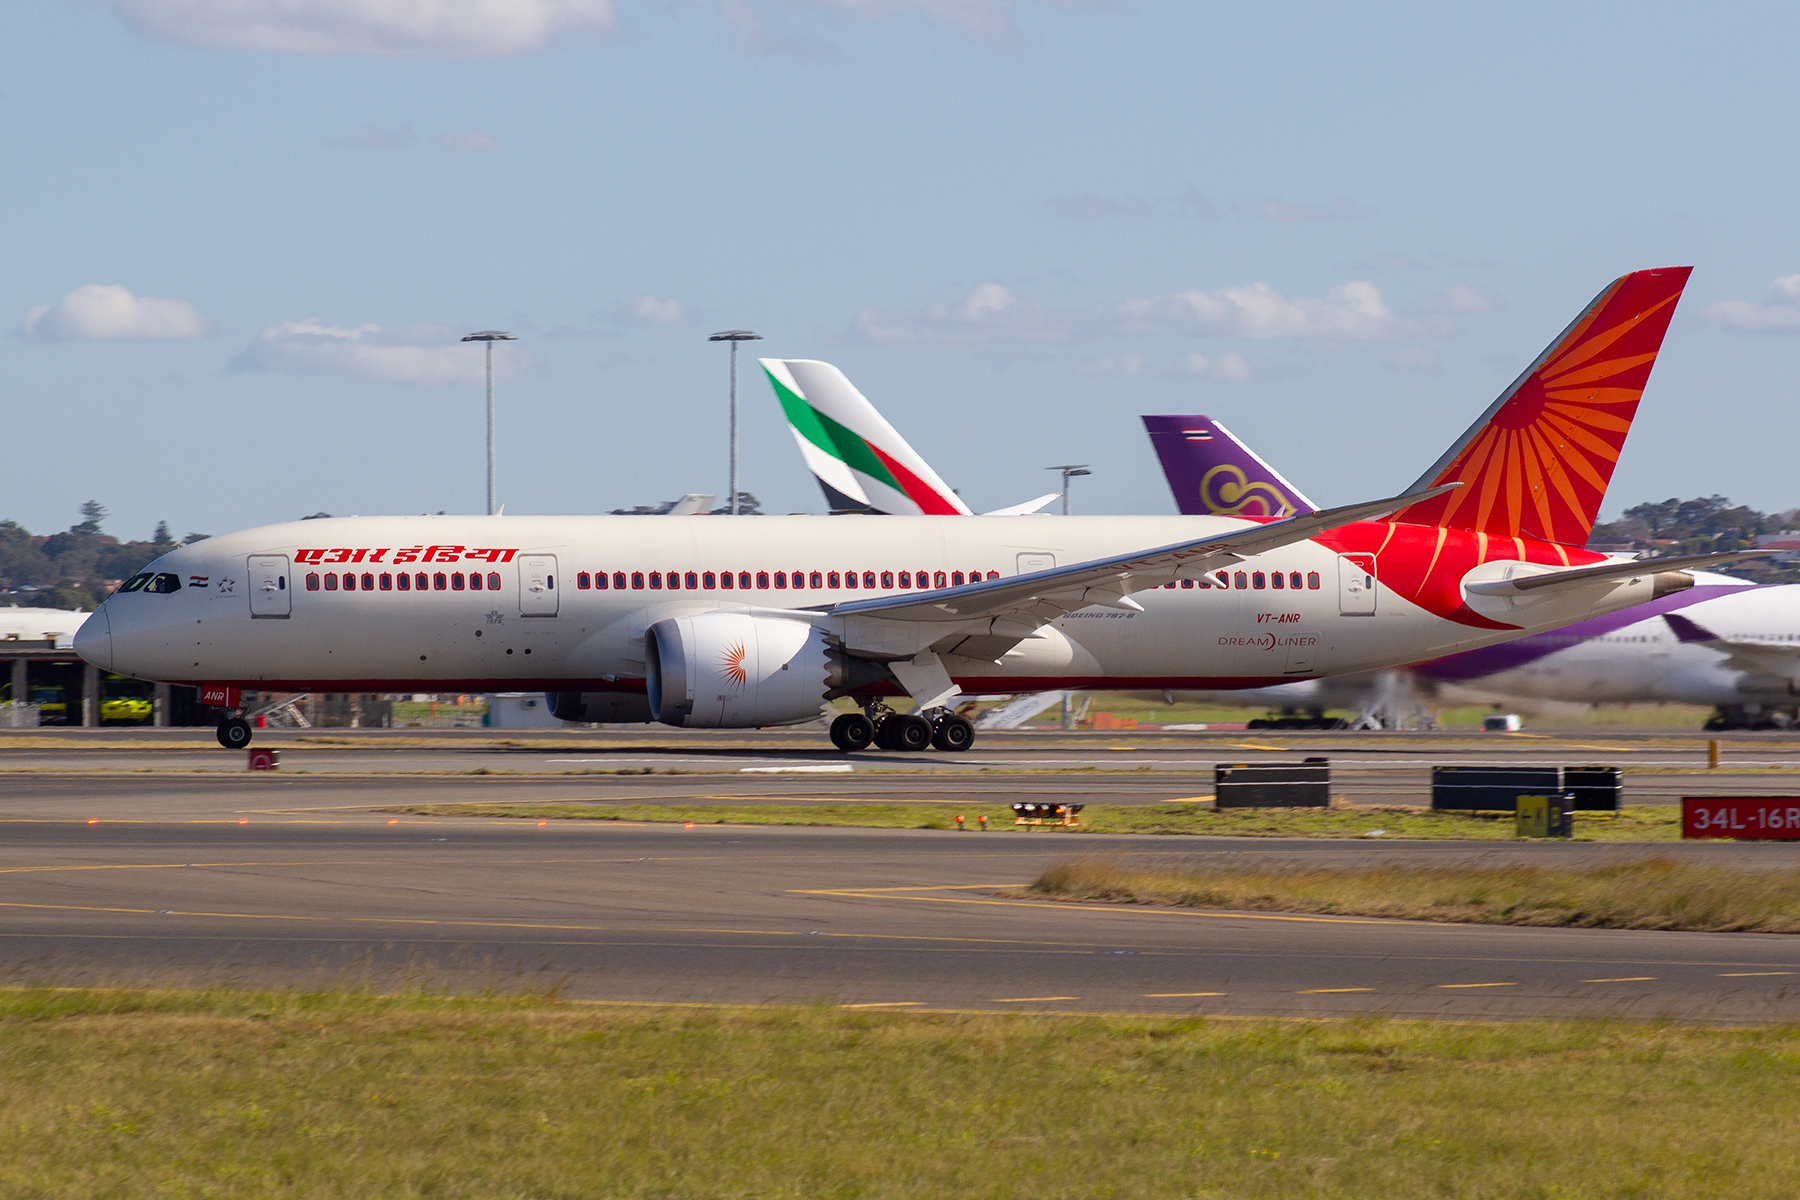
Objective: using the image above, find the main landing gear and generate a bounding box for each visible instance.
[829,704,975,753]
[217,716,253,749]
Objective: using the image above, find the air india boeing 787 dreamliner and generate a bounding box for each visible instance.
[78,267,1742,752]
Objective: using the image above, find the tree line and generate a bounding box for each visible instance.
[0,503,209,611]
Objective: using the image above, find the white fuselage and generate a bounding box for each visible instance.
[77,514,1679,700]
[0,607,85,648]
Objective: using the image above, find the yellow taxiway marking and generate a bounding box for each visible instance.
[1226,742,1291,752]
[1297,988,1373,994]
[792,887,1397,925]
[1719,971,1796,977]
[1437,982,1517,989]
[1145,992,1226,998]
[1584,977,1656,984]
[839,1001,923,1009]
[1161,796,1215,804]
[992,996,1079,1003]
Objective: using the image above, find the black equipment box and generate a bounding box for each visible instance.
[1432,765,1620,813]
[1214,758,1330,808]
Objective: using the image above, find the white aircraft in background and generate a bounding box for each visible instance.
[79,267,1745,752]
[1148,415,1799,730]
[0,606,85,648]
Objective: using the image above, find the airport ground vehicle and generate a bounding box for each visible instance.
[78,268,1737,751]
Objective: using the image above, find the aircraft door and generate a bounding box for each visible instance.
[519,555,559,617]
[1016,553,1055,575]
[1338,554,1376,615]
[248,555,290,619]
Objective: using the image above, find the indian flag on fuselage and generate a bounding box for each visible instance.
[762,359,973,516]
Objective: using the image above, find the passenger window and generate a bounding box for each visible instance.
[1271,572,1284,589]
[1307,572,1321,589]
[756,572,770,589]
[360,572,373,590]
[790,569,804,589]
[1234,572,1248,589]
[739,572,751,589]
[343,574,357,591]
[415,573,428,590]
[810,571,822,588]
[863,571,875,588]
[592,572,607,590]
[843,571,857,590]
[487,572,501,590]
[1290,572,1303,589]
[918,568,930,588]
[469,572,483,590]
[686,572,698,589]
[452,573,465,590]
[774,572,787,589]
[880,571,894,588]
[703,572,716,589]
[827,572,840,588]
[934,571,947,588]
[325,573,338,591]
[577,573,590,589]
[987,571,1000,581]
[306,573,320,591]
[898,571,910,588]
[613,572,626,589]
[1216,572,1230,588]
[665,571,679,590]
[377,573,391,590]
[650,572,662,589]
[434,573,448,591]
[397,573,410,591]
[719,572,733,590]
[951,572,964,586]
[1181,579,1194,588]
[1252,572,1265,589]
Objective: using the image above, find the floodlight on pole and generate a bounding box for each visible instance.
[462,331,517,516]
[709,330,762,515]
[1047,464,1092,516]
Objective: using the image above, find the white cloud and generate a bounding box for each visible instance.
[1705,275,1800,333]
[855,284,1065,345]
[856,280,1453,346]
[436,129,501,152]
[1184,352,1252,381]
[230,320,526,385]
[614,295,691,328]
[1419,284,1498,314]
[795,0,1043,38]
[112,0,615,57]
[1256,196,1374,221]
[22,284,209,342]
[1388,347,1441,373]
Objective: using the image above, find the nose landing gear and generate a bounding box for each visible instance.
[217,716,253,749]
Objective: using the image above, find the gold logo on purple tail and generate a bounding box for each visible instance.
[1199,465,1296,518]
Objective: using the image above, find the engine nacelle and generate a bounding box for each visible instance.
[547,691,654,724]
[646,613,832,728]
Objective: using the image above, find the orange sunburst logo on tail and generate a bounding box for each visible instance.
[719,642,748,690]
[1394,267,1692,546]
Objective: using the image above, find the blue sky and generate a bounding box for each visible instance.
[8,1,1800,540]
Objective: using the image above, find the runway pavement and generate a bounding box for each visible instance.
[3,771,1799,1022]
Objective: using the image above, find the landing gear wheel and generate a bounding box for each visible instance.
[830,713,874,751]
[873,717,900,750]
[218,717,252,750]
[931,714,975,752]
[892,714,933,752]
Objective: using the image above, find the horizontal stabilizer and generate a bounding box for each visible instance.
[1464,551,1770,597]
[982,493,1060,517]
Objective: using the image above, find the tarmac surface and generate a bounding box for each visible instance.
[3,727,1799,1022]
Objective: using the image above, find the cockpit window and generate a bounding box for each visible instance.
[117,574,153,593]
[144,573,182,594]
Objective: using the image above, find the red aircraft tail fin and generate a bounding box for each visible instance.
[1391,267,1692,546]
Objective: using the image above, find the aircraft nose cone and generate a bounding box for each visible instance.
[74,609,112,673]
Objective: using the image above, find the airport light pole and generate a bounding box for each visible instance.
[1047,464,1092,515]
[462,330,517,516]
[709,330,762,515]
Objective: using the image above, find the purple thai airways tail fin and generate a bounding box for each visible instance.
[1663,612,1722,644]
[1141,416,1318,518]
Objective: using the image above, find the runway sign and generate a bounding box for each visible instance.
[1682,797,1800,839]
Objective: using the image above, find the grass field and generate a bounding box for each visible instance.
[4,989,1800,1198]
[393,799,1686,840]
[1029,856,1800,932]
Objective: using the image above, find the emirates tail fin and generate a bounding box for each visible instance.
[761,359,973,516]
[1391,267,1693,544]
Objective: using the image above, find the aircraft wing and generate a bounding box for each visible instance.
[1464,551,1770,598]
[1664,611,1800,682]
[828,483,1459,633]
